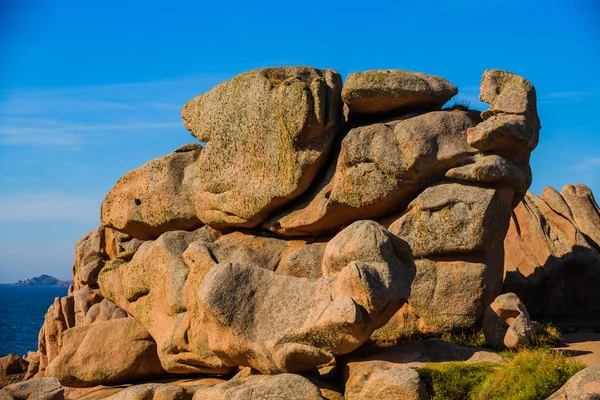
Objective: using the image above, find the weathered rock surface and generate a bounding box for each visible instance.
[101,145,203,240]
[98,227,231,375]
[373,250,505,339]
[483,293,536,348]
[182,67,342,229]
[548,363,600,400]
[561,184,600,246]
[44,318,164,387]
[0,377,64,400]
[199,221,414,374]
[192,374,325,400]
[388,184,513,257]
[0,355,28,389]
[72,227,108,289]
[504,189,600,316]
[342,70,457,114]
[106,383,194,400]
[479,69,539,121]
[266,111,480,236]
[345,364,428,400]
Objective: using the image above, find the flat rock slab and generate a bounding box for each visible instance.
[342,70,457,114]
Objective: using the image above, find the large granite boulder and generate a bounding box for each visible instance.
[388,184,513,257]
[182,66,343,229]
[198,221,415,374]
[101,144,203,241]
[44,318,164,387]
[342,70,457,114]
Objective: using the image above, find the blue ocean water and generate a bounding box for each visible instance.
[0,285,69,357]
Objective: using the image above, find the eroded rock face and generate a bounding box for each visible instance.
[266,111,480,236]
[182,66,343,229]
[199,221,415,374]
[101,145,203,241]
[342,70,457,114]
[98,227,231,375]
[72,227,108,289]
[0,355,28,389]
[44,318,164,387]
[0,377,64,400]
[561,184,600,246]
[504,187,600,316]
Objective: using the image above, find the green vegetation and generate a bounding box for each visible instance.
[436,322,563,351]
[418,362,497,399]
[439,330,488,348]
[416,348,584,400]
[531,323,562,348]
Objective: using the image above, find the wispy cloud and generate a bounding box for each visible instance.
[544,91,591,99]
[541,91,592,104]
[572,157,600,172]
[0,192,102,223]
[0,73,230,148]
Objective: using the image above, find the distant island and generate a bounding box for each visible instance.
[13,274,73,287]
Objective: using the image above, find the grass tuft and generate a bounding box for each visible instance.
[416,348,584,400]
[531,323,562,348]
[476,349,584,400]
[440,330,488,348]
[443,97,473,111]
[417,362,497,399]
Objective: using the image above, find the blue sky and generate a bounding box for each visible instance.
[0,0,598,282]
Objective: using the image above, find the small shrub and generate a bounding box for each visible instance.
[443,97,472,111]
[531,323,562,348]
[440,330,488,348]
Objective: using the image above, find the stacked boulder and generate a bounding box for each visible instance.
[32,227,165,387]
[503,184,600,316]
[7,66,544,397]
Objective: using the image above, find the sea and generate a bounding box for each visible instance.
[0,285,69,357]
